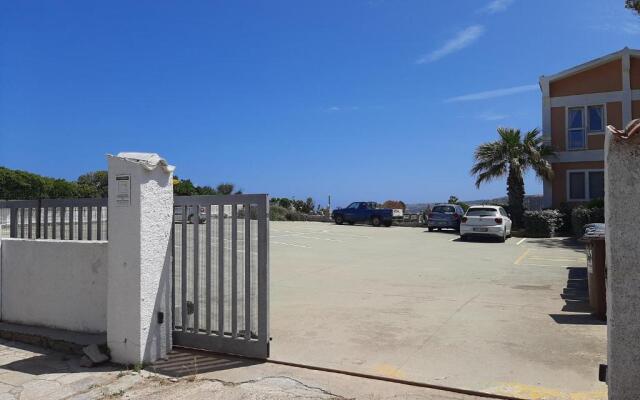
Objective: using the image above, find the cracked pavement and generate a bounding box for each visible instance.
[0,340,487,400]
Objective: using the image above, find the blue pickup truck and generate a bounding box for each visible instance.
[331,202,393,227]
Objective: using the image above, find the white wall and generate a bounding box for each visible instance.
[605,130,640,399]
[0,238,108,333]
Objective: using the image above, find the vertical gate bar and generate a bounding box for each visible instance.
[193,205,200,333]
[88,206,93,240]
[27,207,32,238]
[257,199,269,349]
[69,206,74,240]
[205,204,212,335]
[78,206,84,240]
[171,206,175,330]
[96,206,102,240]
[181,205,188,331]
[231,204,238,338]
[36,199,41,239]
[52,207,57,239]
[60,207,65,239]
[244,203,251,340]
[20,208,25,238]
[43,206,49,239]
[9,208,17,238]
[218,204,225,336]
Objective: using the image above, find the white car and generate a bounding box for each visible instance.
[460,205,512,242]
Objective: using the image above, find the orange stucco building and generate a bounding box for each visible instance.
[540,48,640,208]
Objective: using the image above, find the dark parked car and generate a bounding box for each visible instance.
[427,204,465,232]
[331,202,393,227]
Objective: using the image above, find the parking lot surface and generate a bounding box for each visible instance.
[269,222,607,399]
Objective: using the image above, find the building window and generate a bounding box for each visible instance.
[588,170,604,199]
[588,105,604,132]
[569,171,586,199]
[567,169,605,201]
[567,105,605,150]
[568,108,585,150]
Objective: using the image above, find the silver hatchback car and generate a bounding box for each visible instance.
[427,204,465,232]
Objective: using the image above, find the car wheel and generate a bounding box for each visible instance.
[437,228,442,231]
[371,216,382,227]
[499,230,506,243]
[460,235,467,241]
[428,227,434,232]
[335,215,344,225]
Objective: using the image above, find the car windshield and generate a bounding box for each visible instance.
[346,203,359,209]
[432,205,455,213]
[466,208,498,216]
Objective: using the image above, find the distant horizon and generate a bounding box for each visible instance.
[0,0,633,207]
[0,163,543,208]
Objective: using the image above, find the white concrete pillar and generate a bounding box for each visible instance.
[107,153,174,365]
[605,131,640,399]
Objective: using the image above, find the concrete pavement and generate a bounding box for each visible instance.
[269,222,607,399]
[0,340,490,399]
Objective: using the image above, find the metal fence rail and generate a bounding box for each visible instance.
[0,198,108,240]
[172,194,270,359]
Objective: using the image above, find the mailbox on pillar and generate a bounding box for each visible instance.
[106,152,175,365]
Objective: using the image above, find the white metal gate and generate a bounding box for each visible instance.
[172,194,270,358]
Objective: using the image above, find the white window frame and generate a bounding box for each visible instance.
[565,104,606,151]
[566,169,605,201]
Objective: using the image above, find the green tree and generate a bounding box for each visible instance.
[77,171,108,198]
[216,183,235,195]
[471,127,554,228]
[196,185,217,195]
[626,0,640,15]
[305,197,315,213]
[447,195,469,212]
[271,197,292,209]
[173,177,198,196]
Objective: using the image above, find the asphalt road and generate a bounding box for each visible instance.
[268,222,607,400]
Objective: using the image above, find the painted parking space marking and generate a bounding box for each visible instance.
[514,248,531,265]
[516,237,527,246]
[529,257,585,262]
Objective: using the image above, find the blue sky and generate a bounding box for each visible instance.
[1,0,638,207]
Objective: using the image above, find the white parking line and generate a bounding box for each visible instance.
[521,263,556,267]
[516,238,527,246]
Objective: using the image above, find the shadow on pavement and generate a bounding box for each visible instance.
[1,351,116,375]
[549,267,606,326]
[150,348,264,377]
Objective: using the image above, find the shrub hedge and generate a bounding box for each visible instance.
[523,210,563,238]
[571,206,605,237]
[269,205,288,221]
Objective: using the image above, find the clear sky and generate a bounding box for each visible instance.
[1,0,637,207]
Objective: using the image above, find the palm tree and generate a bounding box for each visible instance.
[471,127,554,228]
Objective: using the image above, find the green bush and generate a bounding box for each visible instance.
[523,210,563,238]
[285,210,302,221]
[269,205,288,221]
[571,206,605,236]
